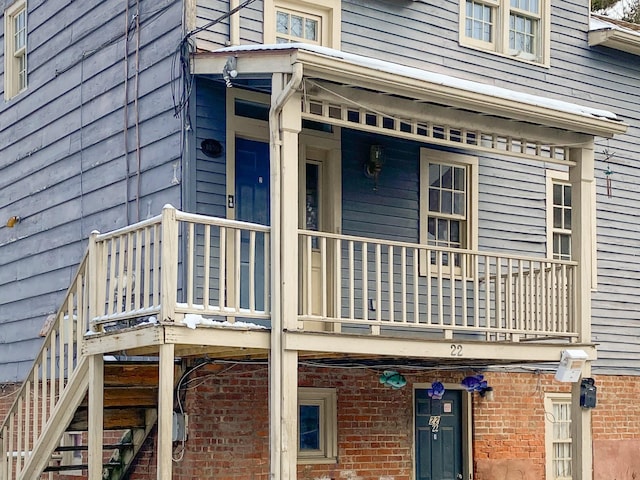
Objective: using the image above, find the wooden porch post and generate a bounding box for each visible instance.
[270,70,302,480]
[569,142,595,480]
[157,343,175,479]
[87,354,104,480]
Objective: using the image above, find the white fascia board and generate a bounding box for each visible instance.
[196,43,628,137]
[590,16,640,56]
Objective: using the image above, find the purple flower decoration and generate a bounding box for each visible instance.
[427,381,445,399]
[461,374,488,393]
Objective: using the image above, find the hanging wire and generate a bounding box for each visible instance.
[171,0,258,118]
[185,0,258,39]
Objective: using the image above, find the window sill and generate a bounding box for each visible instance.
[459,42,550,68]
[298,456,338,465]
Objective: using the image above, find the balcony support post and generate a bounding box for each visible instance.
[157,343,175,480]
[87,354,104,480]
[569,142,595,480]
[269,66,303,480]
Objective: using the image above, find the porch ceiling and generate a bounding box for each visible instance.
[193,43,628,139]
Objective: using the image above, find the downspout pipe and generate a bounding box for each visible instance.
[268,62,303,480]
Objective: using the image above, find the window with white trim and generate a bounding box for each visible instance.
[419,148,478,272]
[546,171,572,261]
[298,387,337,464]
[460,0,549,64]
[4,0,27,99]
[544,393,572,480]
[264,0,341,48]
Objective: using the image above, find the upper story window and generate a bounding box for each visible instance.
[264,0,341,49]
[460,0,550,65]
[276,8,321,44]
[546,171,572,261]
[420,148,478,272]
[552,181,572,261]
[4,0,27,100]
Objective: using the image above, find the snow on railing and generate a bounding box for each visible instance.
[298,230,577,341]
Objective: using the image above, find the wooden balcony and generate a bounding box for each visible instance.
[0,205,584,480]
[87,206,578,343]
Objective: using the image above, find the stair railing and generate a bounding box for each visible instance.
[0,251,90,480]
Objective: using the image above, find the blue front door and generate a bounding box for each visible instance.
[235,138,270,310]
[416,389,464,480]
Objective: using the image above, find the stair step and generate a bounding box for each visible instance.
[43,461,121,473]
[55,442,133,452]
[69,407,150,431]
[104,363,160,387]
[79,386,159,408]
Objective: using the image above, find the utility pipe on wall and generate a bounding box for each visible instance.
[230,0,240,45]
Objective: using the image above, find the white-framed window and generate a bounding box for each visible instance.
[546,171,572,261]
[264,0,341,48]
[545,169,597,288]
[298,387,338,464]
[419,148,478,273]
[544,393,572,480]
[4,0,27,100]
[460,0,550,65]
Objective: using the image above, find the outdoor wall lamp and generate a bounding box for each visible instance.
[6,216,20,228]
[222,56,238,88]
[479,386,494,401]
[364,145,384,190]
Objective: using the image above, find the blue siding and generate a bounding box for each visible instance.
[0,0,183,382]
[194,78,228,217]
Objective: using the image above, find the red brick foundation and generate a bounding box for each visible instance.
[2,369,640,479]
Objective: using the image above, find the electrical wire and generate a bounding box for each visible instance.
[185,0,257,38]
[170,0,259,118]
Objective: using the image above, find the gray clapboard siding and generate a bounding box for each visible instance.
[0,0,183,382]
[194,78,227,217]
[176,0,639,373]
[196,0,264,50]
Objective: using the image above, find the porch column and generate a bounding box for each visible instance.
[269,70,302,480]
[157,343,175,479]
[87,354,104,480]
[568,142,595,480]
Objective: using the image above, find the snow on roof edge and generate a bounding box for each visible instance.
[591,15,640,34]
[214,43,620,122]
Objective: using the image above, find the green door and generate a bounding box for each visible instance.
[415,389,464,480]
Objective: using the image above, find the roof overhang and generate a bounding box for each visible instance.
[590,15,640,57]
[194,44,628,138]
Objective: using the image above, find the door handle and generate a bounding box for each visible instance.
[456,475,463,480]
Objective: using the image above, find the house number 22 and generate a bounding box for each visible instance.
[450,344,463,356]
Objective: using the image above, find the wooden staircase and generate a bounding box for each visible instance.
[0,253,165,480]
[43,361,161,480]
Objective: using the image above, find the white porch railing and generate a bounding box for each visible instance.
[85,206,577,341]
[299,230,578,341]
[90,207,271,331]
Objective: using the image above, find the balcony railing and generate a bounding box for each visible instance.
[298,231,578,341]
[90,207,271,331]
[87,206,578,342]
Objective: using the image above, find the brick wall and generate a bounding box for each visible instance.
[2,370,640,479]
[126,367,566,480]
[592,375,640,479]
